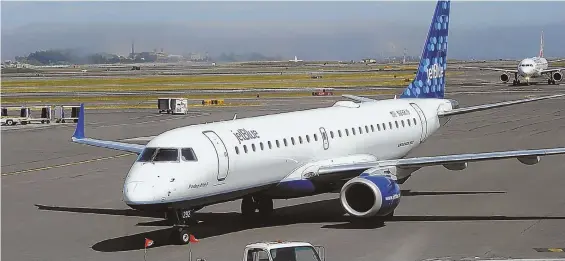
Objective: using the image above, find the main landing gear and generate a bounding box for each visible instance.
[166,209,198,245]
[241,195,274,218]
[548,79,557,85]
[512,73,521,86]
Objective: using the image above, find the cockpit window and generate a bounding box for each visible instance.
[137,148,157,162]
[153,148,179,162]
[181,148,198,161]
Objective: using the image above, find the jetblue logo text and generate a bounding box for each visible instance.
[427,63,444,80]
[233,128,260,143]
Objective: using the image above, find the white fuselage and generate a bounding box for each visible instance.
[122,98,454,210]
[517,57,548,78]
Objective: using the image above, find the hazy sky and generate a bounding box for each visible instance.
[3,1,564,30]
[2,1,565,60]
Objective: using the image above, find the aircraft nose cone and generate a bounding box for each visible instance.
[123,181,154,205]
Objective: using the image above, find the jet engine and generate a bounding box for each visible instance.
[339,175,401,218]
[553,72,563,82]
[500,73,510,83]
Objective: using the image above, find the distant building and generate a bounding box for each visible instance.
[361,58,377,63]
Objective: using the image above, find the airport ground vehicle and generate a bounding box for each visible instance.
[241,241,325,261]
[158,98,189,115]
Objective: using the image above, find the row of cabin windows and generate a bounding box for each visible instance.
[234,117,418,155]
[235,133,320,154]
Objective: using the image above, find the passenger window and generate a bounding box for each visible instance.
[283,138,288,146]
[376,124,381,131]
[413,118,417,125]
[291,137,295,145]
[306,135,310,142]
[352,128,356,135]
[401,120,405,127]
[407,119,411,126]
[268,141,272,149]
[243,145,248,153]
[382,123,386,130]
[314,134,318,141]
[345,129,349,136]
[153,148,179,162]
[260,142,264,150]
[137,148,157,162]
[389,122,393,129]
[299,136,303,144]
[330,131,334,138]
[359,127,363,134]
[338,130,342,137]
[395,121,399,128]
[235,146,240,154]
[181,148,198,161]
[251,144,256,152]
[366,125,370,133]
[276,140,280,148]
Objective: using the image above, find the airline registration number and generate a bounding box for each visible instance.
[390,109,411,117]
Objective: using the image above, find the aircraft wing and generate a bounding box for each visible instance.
[341,95,377,103]
[317,147,565,178]
[460,66,518,73]
[71,104,145,154]
[541,68,565,74]
[438,94,564,117]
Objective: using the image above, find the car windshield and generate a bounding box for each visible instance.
[270,246,321,261]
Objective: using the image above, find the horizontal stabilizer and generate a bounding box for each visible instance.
[72,103,145,154]
[438,94,564,117]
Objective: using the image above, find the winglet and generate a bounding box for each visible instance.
[72,103,85,140]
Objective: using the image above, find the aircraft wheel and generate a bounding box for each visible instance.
[241,196,256,216]
[175,228,190,245]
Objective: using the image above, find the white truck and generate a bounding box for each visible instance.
[240,241,325,261]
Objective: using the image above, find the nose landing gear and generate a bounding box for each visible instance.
[166,209,199,245]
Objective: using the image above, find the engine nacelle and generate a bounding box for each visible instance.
[553,72,563,82]
[339,175,401,218]
[500,73,510,83]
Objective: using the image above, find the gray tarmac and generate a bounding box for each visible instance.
[2,78,565,261]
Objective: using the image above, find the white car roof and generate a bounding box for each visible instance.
[245,241,314,250]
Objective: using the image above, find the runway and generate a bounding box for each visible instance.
[2,82,565,261]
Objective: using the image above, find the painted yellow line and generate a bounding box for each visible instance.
[1,153,134,177]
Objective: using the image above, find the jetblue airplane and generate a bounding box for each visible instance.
[467,31,564,86]
[71,0,565,244]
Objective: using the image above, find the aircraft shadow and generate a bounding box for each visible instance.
[36,190,564,253]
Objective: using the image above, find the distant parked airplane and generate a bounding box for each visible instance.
[289,56,303,62]
[466,31,564,86]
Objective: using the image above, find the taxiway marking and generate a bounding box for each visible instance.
[1,153,134,177]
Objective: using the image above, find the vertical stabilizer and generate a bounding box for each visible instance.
[539,31,544,58]
[400,0,450,99]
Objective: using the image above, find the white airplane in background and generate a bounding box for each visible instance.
[70,0,565,245]
[467,31,564,86]
[289,56,303,62]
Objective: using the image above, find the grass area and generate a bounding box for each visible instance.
[1,79,410,93]
[1,90,398,105]
[2,72,415,87]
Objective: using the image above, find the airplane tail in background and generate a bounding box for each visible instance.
[400,0,450,99]
[539,31,544,58]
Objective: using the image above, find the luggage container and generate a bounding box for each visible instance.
[158,98,188,115]
[54,105,80,123]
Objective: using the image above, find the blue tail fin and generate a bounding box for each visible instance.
[72,103,85,139]
[400,0,450,99]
